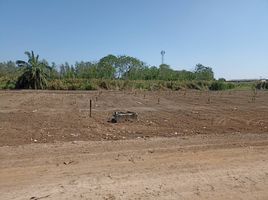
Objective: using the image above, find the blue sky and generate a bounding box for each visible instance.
[0,0,267,79]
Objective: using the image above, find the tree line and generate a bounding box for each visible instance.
[0,51,215,89]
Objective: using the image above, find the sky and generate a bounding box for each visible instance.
[0,0,267,80]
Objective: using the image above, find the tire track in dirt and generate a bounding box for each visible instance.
[1,134,268,200]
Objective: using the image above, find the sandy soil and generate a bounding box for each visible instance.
[0,90,268,199]
[1,134,268,200]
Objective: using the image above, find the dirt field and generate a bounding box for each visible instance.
[0,90,268,146]
[0,90,268,199]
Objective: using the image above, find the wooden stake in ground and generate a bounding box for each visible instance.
[90,99,92,117]
[207,91,211,104]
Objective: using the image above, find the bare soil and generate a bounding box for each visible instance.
[0,90,268,199]
[0,90,267,146]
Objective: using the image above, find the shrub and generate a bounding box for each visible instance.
[256,81,268,90]
[98,80,109,90]
[209,81,235,91]
[81,81,97,90]
[48,79,67,90]
[1,77,241,91]
[48,79,98,90]
[4,80,16,89]
[186,82,201,90]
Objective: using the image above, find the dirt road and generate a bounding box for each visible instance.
[1,133,268,200]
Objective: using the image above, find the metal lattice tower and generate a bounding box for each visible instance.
[161,50,165,65]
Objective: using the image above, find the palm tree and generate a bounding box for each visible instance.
[16,51,51,89]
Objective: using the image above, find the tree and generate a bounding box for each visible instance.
[97,55,117,79]
[50,62,60,79]
[117,56,143,79]
[144,66,159,80]
[175,70,196,81]
[125,61,148,80]
[75,61,97,79]
[16,51,51,89]
[158,64,175,80]
[0,61,17,77]
[194,64,214,81]
[59,62,76,79]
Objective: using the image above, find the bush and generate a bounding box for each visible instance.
[209,81,225,90]
[170,82,183,90]
[209,81,235,91]
[48,79,97,90]
[256,81,268,90]
[186,82,201,90]
[1,77,241,91]
[4,80,16,89]
[0,78,16,89]
[48,79,67,90]
[98,80,109,89]
[81,81,97,90]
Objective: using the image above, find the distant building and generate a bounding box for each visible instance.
[227,79,267,83]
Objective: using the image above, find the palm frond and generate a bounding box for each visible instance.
[16,60,29,68]
[24,51,31,60]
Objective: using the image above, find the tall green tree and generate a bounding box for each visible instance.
[117,56,143,79]
[97,55,117,79]
[75,61,97,79]
[59,62,76,79]
[50,62,60,79]
[142,66,159,80]
[16,51,51,89]
[0,61,17,78]
[194,64,214,81]
[175,70,196,81]
[158,64,175,80]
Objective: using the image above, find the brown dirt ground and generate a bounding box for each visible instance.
[0,90,267,146]
[0,90,268,199]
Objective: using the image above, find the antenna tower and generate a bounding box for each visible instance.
[161,50,165,65]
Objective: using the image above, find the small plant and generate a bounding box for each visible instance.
[207,91,211,104]
[251,87,257,103]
